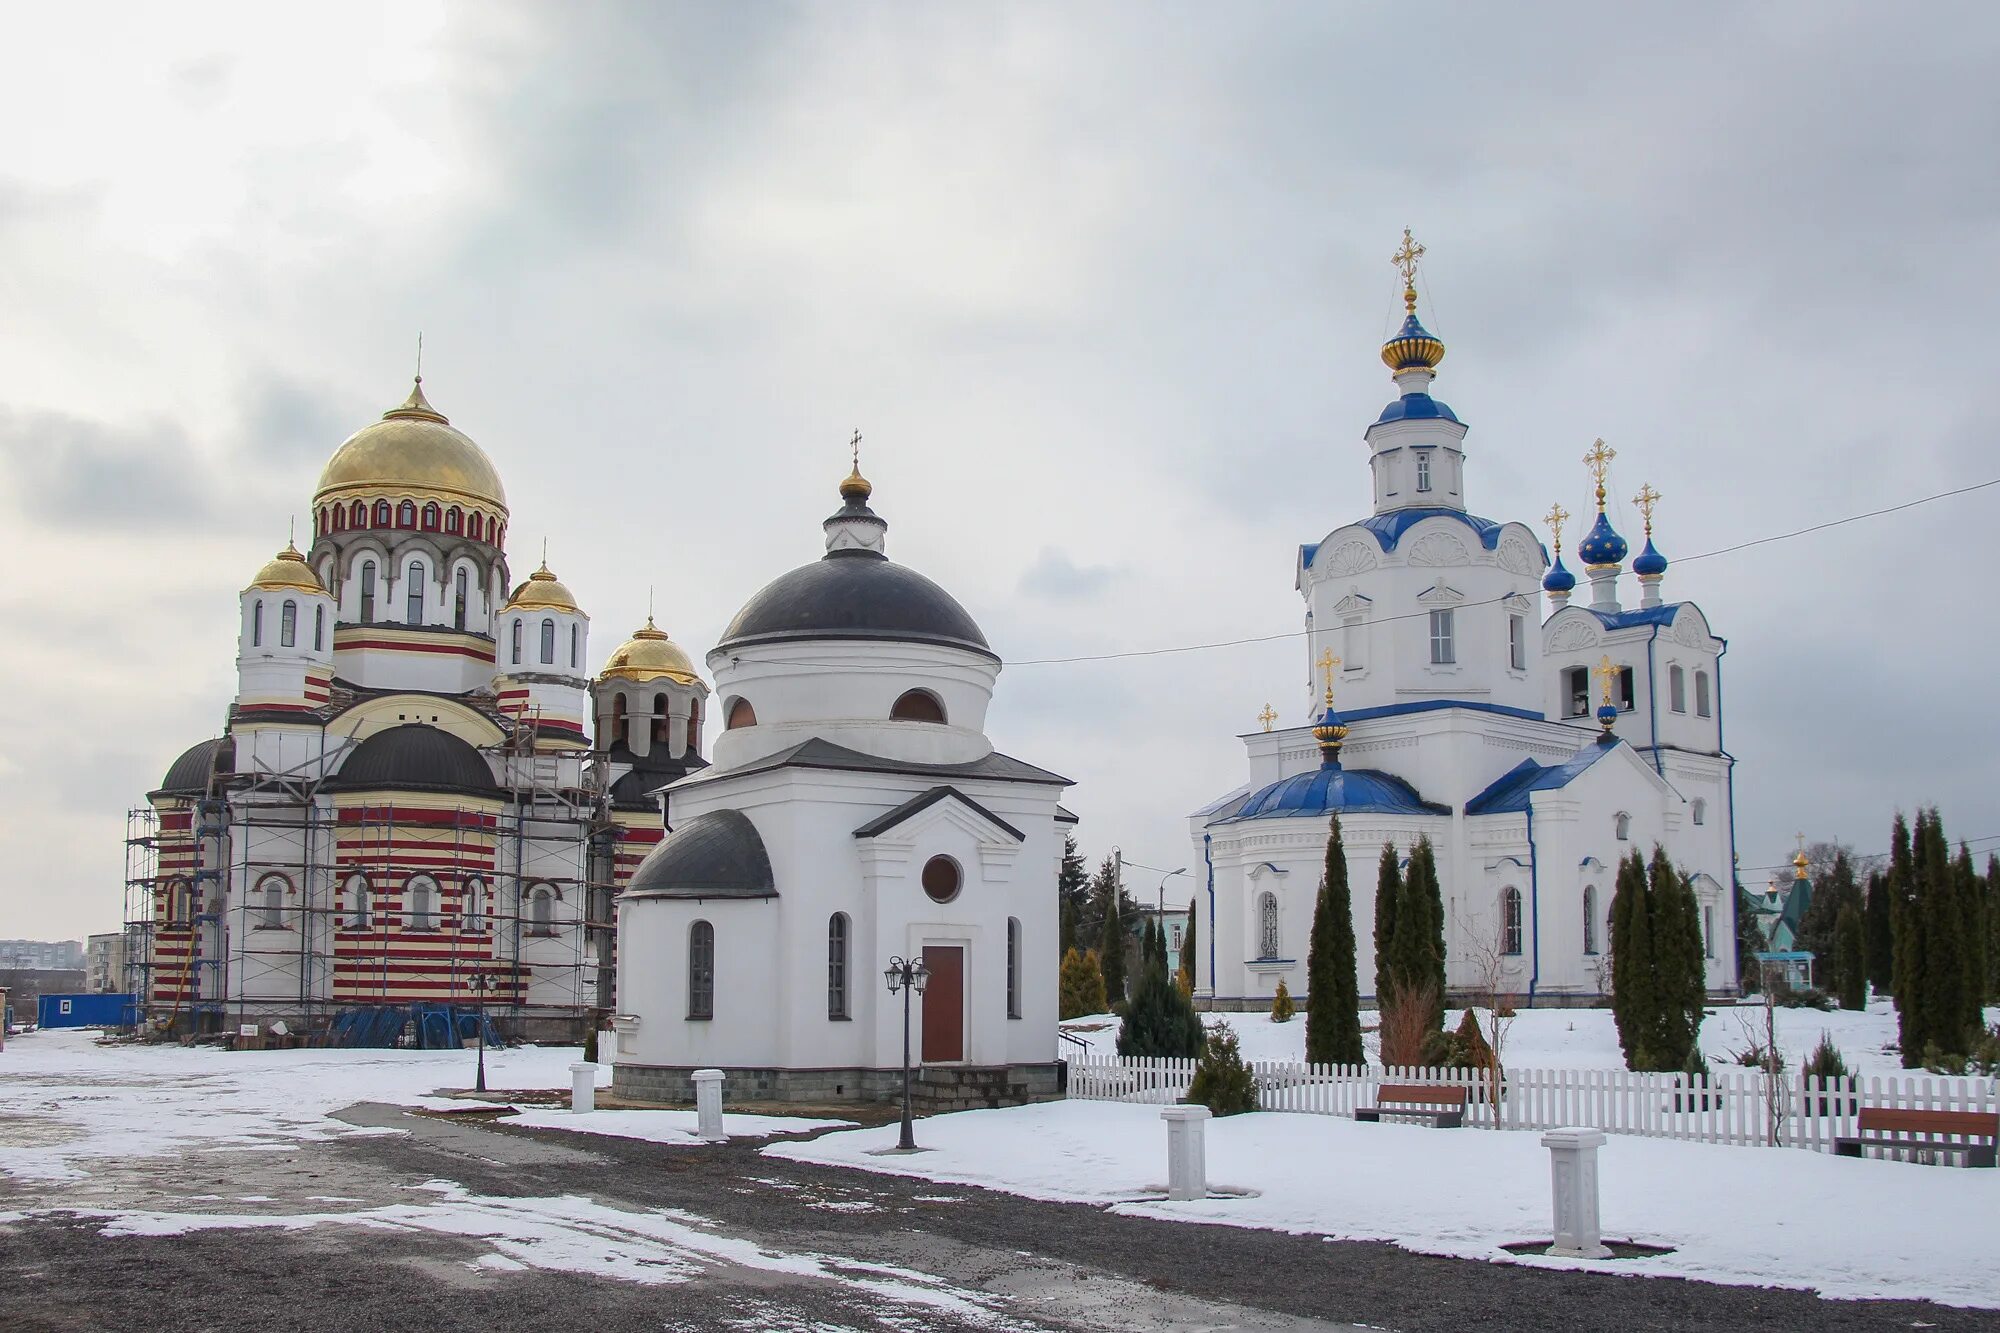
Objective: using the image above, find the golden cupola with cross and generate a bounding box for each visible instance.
[1363,228,1472,517]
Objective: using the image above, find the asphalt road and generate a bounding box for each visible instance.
[1,1103,1995,1332]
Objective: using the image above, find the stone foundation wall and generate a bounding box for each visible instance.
[613,1061,1063,1107]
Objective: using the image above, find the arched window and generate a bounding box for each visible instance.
[468,513,483,542]
[688,920,715,1019]
[331,507,345,533]
[570,623,579,668]
[251,599,264,647]
[528,884,556,936]
[653,692,670,745]
[1669,664,1687,713]
[1614,812,1632,841]
[164,877,191,925]
[540,618,555,664]
[890,689,948,723]
[397,500,416,528]
[462,877,485,932]
[827,913,850,1019]
[359,561,376,621]
[314,605,325,652]
[922,855,962,904]
[406,874,437,929]
[726,697,757,729]
[255,873,289,929]
[1692,798,1707,826]
[445,506,462,534]
[374,499,392,527]
[1582,885,1598,955]
[406,561,425,624]
[1257,892,1280,960]
[280,599,297,648]
[453,567,468,630]
[350,500,367,528]
[1694,669,1712,718]
[511,619,523,665]
[1501,887,1523,956]
[421,502,440,531]
[687,698,702,753]
[344,873,370,929]
[1007,916,1023,1018]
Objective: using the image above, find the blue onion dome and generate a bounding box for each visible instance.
[1632,537,1668,577]
[1575,510,1629,567]
[1595,701,1620,742]
[1380,312,1446,373]
[1542,554,1577,593]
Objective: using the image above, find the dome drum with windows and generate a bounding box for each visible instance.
[311,379,509,546]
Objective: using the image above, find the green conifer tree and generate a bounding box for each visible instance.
[1373,842,1400,1002]
[1059,946,1109,1018]
[1648,846,1706,1069]
[1304,815,1364,1067]
[1953,843,1985,1036]
[1834,903,1866,1011]
[1889,813,1924,1063]
[1389,836,1446,1034]
[1917,810,1972,1060]
[1116,931,1204,1059]
[1987,854,2000,1004]
[1057,834,1089,958]
[1610,849,1658,1069]
[1864,870,1894,997]
[1099,890,1128,1011]
[1179,897,1198,994]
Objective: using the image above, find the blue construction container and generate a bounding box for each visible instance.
[37,994,138,1028]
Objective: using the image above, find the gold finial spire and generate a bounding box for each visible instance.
[1314,647,1341,704]
[1793,832,1810,880]
[1633,483,1662,537]
[1544,502,1570,557]
[840,428,873,500]
[1592,654,1620,736]
[1258,703,1278,733]
[1391,227,1426,314]
[416,330,423,383]
[1582,438,1617,510]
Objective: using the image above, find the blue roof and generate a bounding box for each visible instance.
[1465,745,1615,816]
[1211,762,1447,824]
[1337,697,1546,725]
[1575,509,1628,566]
[1356,507,1504,553]
[1590,603,1680,630]
[1374,392,1461,425]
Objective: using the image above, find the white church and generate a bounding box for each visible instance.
[1188,235,1738,1010]
[611,462,1073,1106]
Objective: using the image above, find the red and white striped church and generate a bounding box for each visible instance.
[133,377,705,1040]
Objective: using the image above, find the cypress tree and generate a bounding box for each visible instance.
[1179,897,1198,993]
[1953,844,1985,1037]
[1610,850,1658,1069]
[1099,890,1128,1011]
[1917,810,1972,1059]
[1864,870,1893,997]
[1372,842,1400,1002]
[1057,835,1088,957]
[1889,813,1924,1063]
[1987,854,2000,1004]
[1305,815,1364,1067]
[1648,847,1705,1070]
[1834,904,1866,1011]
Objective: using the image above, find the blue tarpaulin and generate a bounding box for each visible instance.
[37,994,138,1028]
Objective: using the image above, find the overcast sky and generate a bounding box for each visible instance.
[5,2,1997,942]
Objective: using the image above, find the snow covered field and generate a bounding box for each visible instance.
[770,1098,2000,1308]
[1062,997,1972,1074]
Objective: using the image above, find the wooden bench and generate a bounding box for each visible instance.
[1354,1084,1467,1128]
[1832,1107,1997,1167]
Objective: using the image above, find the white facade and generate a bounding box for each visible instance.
[1192,292,1738,1010]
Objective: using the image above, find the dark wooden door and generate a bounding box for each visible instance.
[921,945,964,1062]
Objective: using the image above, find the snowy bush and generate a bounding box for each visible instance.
[1187,1022,1257,1116]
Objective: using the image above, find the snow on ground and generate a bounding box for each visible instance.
[769,1098,2000,1308]
[0,1029,833,1183]
[1063,998,1966,1073]
[508,1107,852,1143]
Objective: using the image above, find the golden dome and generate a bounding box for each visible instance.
[313,379,509,514]
[504,561,580,613]
[839,464,873,501]
[599,617,700,686]
[247,542,325,594]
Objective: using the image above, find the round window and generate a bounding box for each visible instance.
[921,855,962,904]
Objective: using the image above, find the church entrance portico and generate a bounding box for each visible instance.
[920,943,965,1062]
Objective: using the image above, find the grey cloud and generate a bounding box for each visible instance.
[0,407,218,527]
[1018,546,1120,601]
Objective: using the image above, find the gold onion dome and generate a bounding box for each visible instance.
[1381,227,1445,372]
[839,463,873,501]
[599,616,699,686]
[313,378,509,514]
[247,541,324,594]
[504,561,580,613]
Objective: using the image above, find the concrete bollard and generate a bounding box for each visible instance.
[693,1068,727,1142]
[1541,1127,1610,1258]
[569,1061,597,1114]
[1160,1104,1212,1201]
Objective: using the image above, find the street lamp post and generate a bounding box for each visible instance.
[883,954,930,1150]
[470,967,493,1094]
[1156,866,1188,918]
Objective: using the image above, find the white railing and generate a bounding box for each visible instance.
[1064,1055,2000,1153]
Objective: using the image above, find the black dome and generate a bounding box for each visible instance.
[718,552,993,659]
[329,725,497,796]
[624,809,776,899]
[156,737,234,796]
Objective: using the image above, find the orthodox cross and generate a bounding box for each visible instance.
[1391,227,1426,313]
[1582,437,1616,508]
[850,428,862,472]
[1633,483,1662,537]
[1315,648,1341,702]
[1543,501,1569,556]
[1258,703,1278,733]
[1592,654,1619,707]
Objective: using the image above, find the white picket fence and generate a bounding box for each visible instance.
[1066,1055,2000,1153]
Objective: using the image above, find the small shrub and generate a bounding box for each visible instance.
[1922,1041,1970,1077]
[1732,1041,1783,1076]
[1270,978,1296,1023]
[1187,1022,1257,1116]
[1772,982,1835,1011]
[1435,1009,1494,1072]
[1801,1031,1849,1082]
[1376,979,1440,1069]
[1972,1025,2000,1076]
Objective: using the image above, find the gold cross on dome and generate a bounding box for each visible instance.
[1543,502,1569,553]
[1592,654,1619,706]
[1391,228,1426,312]
[1315,647,1341,702]
[1633,483,1662,536]
[1582,438,1616,507]
[1258,703,1278,733]
[849,429,862,471]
